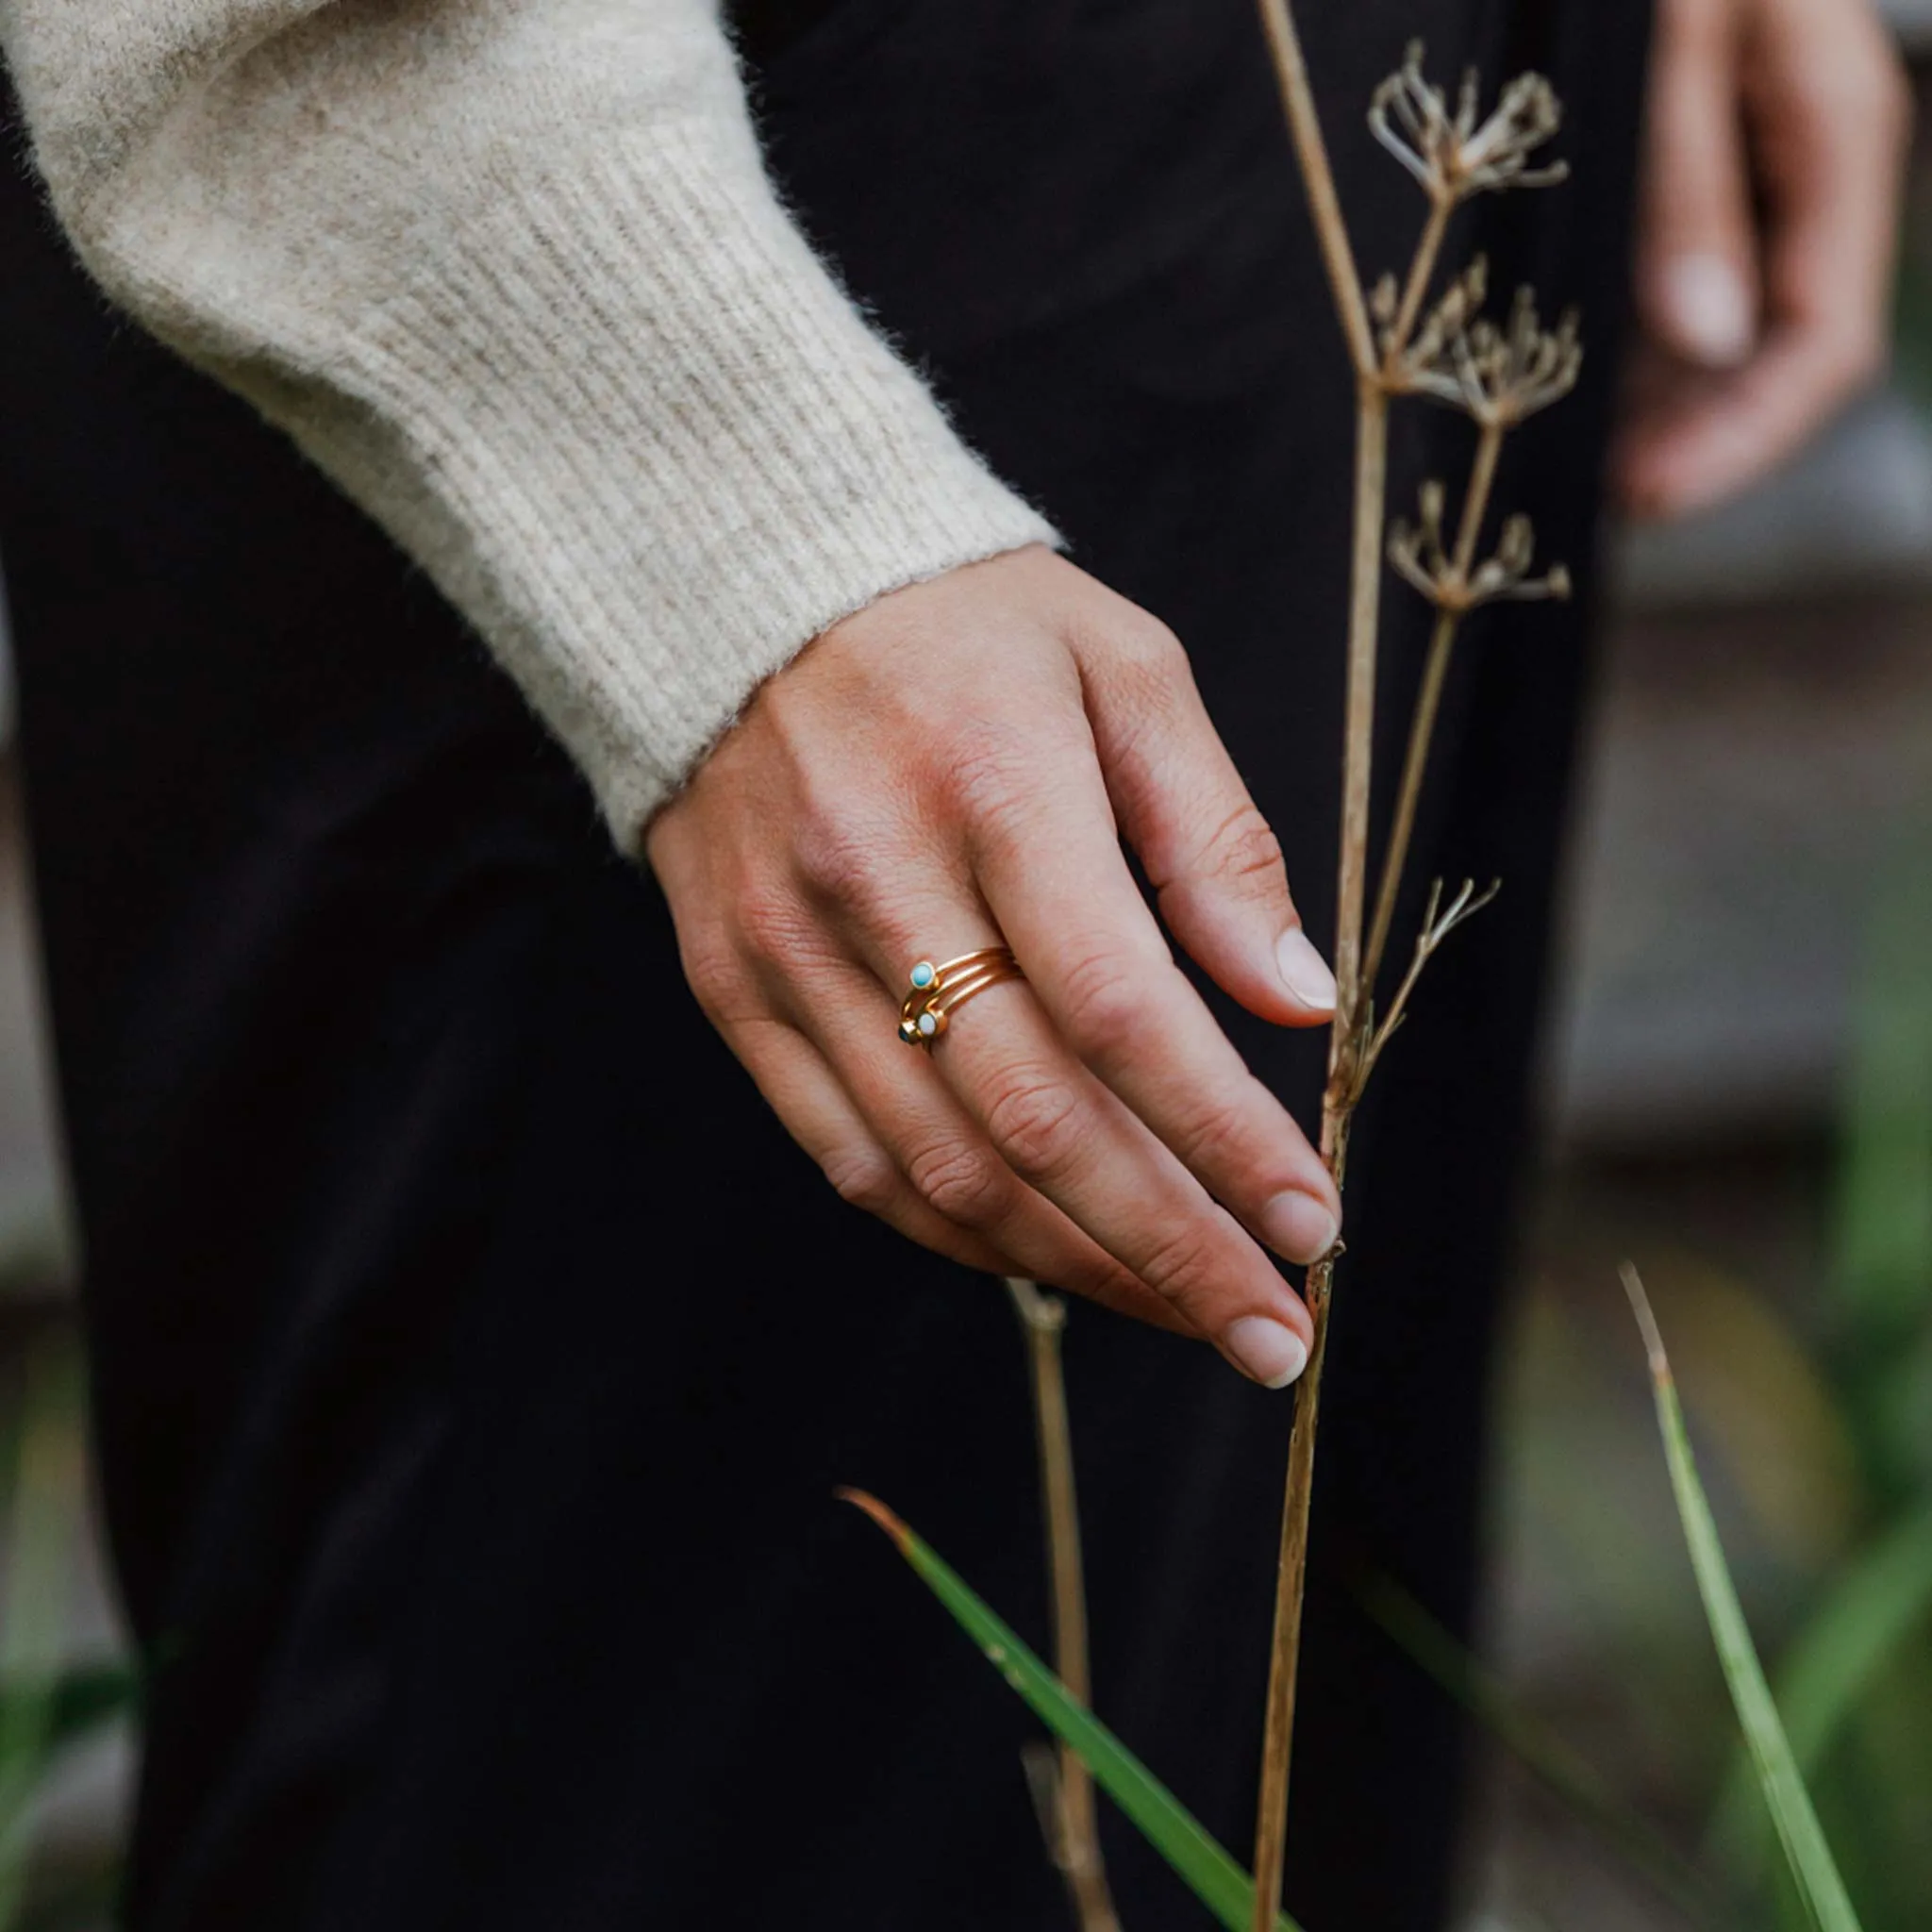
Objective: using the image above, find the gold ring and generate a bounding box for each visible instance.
[898,947,1024,1046]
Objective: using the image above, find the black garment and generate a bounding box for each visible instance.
[0,3,1647,1926]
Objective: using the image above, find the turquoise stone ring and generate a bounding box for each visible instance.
[897,947,1024,1049]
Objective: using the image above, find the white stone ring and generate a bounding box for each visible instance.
[897,947,1024,1047]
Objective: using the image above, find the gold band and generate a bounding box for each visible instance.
[899,947,1024,1046]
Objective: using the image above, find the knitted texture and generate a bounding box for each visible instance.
[0,0,1056,845]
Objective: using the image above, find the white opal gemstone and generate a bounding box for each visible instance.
[917,1011,940,1038]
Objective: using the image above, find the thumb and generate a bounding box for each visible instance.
[1082,617,1337,1028]
[1640,0,1758,367]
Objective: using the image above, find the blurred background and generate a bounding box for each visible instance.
[2,13,1932,1932]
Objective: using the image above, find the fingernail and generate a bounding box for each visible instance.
[1275,928,1338,1012]
[1259,1190,1340,1266]
[1224,1316,1309,1390]
[1663,253,1753,366]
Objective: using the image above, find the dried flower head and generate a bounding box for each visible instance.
[1397,285,1582,428]
[1369,42,1569,204]
[1390,487,1571,612]
[1386,255,1489,376]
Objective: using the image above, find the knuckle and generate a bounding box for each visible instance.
[1169,1090,1257,1187]
[1204,804,1287,893]
[983,1070,1087,1182]
[1116,611,1188,675]
[821,1142,901,1218]
[733,882,817,967]
[905,1138,1010,1226]
[946,724,1063,831]
[1058,946,1152,1059]
[1135,1215,1232,1318]
[789,802,899,917]
[678,931,749,1024]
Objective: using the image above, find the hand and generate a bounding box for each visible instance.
[1618,0,1911,517]
[646,545,1342,1388]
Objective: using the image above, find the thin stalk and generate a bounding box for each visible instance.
[1246,11,1396,1911]
[1248,387,1386,1932]
[1359,418,1503,996]
[1008,1279,1122,1932]
[1247,1239,1337,1932]
[1385,195,1453,374]
[1253,0,1375,379]
[1330,383,1391,1053]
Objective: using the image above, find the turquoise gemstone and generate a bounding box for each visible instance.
[910,961,937,990]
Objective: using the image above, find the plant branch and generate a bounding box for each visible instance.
[1384,193,1453,373]
[1008,1279,1122,1932]
[1360,417,1504,998]
[1247,24,1571,1931]
[1253,0,1376,379]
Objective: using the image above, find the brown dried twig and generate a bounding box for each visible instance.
[1007,1278,1122,1932]
[1246,15,1578,1929]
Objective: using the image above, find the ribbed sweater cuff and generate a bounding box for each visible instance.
[312,125,1056,848]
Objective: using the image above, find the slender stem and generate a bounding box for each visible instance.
[1247,1103,1343,1932]
[1253,0,1375,379]
[1330,382,1390,1056]
[1250,385,1387,1931]
[1008,1280,1122,1932]
[1384,194,1453,374]
[1359,418,1502,999]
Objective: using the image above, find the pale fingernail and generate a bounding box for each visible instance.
[1224,1316,1309,1390]
[1663,253,1753,366]
[1259,1190,1339,1266]
[1275,928,1338,1012]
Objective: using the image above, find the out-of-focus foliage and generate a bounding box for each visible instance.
[0,1339,134,1932]
[1481,843,1932,1931]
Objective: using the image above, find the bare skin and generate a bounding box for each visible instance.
[1620,0,1911,516]
[652,2,1907,1381]
[649,546,1340,1389]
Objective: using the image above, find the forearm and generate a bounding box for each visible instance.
[0,0,1053,844]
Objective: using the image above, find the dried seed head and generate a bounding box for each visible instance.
[1369,42,1568,206]
[1395,283,1584,427]
[1390,490,1572,612]
[1370,274,1400,326]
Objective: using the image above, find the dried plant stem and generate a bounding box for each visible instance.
[1246,17,1573,1924]
[1331,385,1391,1045]
[1387,196,1453,365]
[1248,28,1468,1932]
[1008,1278,1122,1932]
[1360,418,1503,994]
[1254,0,1375,379]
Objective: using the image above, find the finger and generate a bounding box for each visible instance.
[928,963,1318,1386]
[1621,325,1868,516]
[1750,0,1906,384]
[780,959,1196,1335]
[1625,0,1908,518]
[957,728,1342,1267]
[723,1013,1025,1279]
[1075,608,1337,1026]
[1638,0,1758,366]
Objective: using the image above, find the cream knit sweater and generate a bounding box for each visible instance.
[0,1,1055,847]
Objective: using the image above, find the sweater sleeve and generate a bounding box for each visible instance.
[0,0,1057,846]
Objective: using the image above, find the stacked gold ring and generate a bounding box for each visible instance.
[898,947,1024,1046]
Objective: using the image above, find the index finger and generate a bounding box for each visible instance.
[959,725,1341,1265]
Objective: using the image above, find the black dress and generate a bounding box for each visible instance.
[0,2,1649,1925]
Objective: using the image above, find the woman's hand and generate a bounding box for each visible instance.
[1619,0,1911,517]
[646,545,1341,1388]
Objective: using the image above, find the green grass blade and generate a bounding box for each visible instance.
[1621,1267,1864,1932]
[1707,1506,1932,1871]
[1360,1573,1735,1928]
[841,1491,1300,1932]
